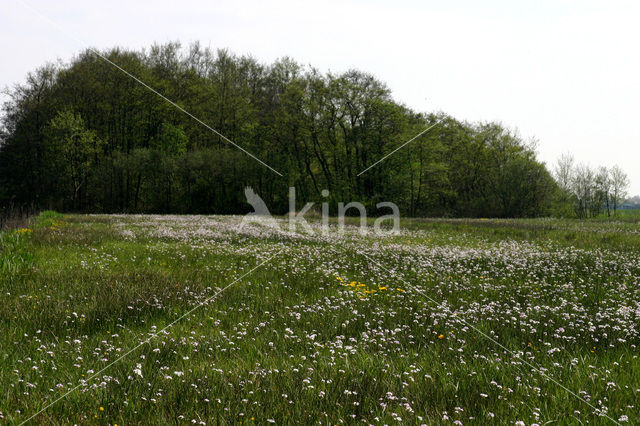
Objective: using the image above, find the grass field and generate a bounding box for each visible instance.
[1,213,639,424]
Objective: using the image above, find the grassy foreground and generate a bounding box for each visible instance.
[1,213,639,424]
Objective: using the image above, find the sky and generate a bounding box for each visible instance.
[2,0,639,194]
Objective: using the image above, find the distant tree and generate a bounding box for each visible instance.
[554,153,575,193]
[610,165,630,215]
[626,195,640,206]
[572,164,595,218]
[551,153,577,217]
[595,166,612,217]
[551,156,633,219]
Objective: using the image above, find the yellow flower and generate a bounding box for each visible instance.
[438,334,445,339]
[99,406,104,411]
[396,288,405,293]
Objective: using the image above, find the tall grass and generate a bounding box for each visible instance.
[1,214,638,424]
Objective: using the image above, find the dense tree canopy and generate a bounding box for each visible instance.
[0,42,558,217]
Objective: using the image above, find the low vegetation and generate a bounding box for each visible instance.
[1,212,638,424]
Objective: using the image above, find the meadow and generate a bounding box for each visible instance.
[0,212,638,424]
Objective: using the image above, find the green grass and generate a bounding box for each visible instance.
[1,213,638,424]
[595,209,640,222]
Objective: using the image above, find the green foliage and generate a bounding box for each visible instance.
[33,210,64,228]
[151,122,188,154]
[0,43,558,217]
[0,228,34,274]
[43,111,104,209]
[38,210,62,219]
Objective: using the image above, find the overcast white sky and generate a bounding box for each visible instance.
[2,0,639,194]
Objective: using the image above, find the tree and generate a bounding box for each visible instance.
[554,153,575,193]
[571,164,595,218]
[152,122,188,154]
[0,42,563,218]
[595,167,612,217]
[45,111,103,209]
[551,157,632,219]
[610,165,629,215]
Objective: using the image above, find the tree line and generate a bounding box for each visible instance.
[1,42,561,217]
[553,154,630,218]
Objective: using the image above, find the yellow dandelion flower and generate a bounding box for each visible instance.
[438,334,445,339]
